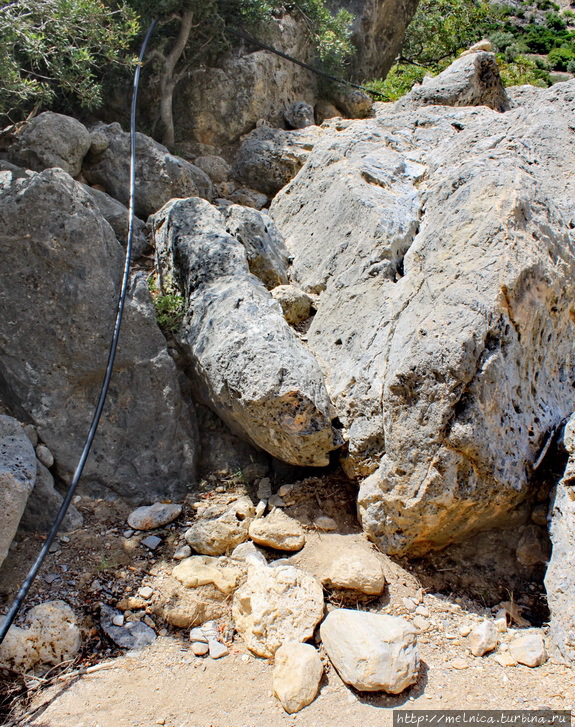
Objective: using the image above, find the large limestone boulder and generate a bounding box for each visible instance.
[0,416,37,567]
[248,508,306,551]
[546,414,575,662]
[152,197,342,467]
[8,111,90,178]
[83,122,212,218]
[398,51,509,112]
[232,564,324,657]
[271,70,575,555]
[0,164,199,502]
[320,609,419,693]
[291,533,387,597]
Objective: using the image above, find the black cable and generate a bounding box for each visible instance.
[227,26,388,100]
[0,18,158,646]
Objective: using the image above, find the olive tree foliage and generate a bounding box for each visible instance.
[399,0,491,66]
[0,0,139,125]
[129,0,354,149]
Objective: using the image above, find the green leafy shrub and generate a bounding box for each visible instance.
[497,54,550,86]
[545,11,566,30]
[364,64,428,101]
[399,0,492,66]
[0,0,138,124]
[547,45,575,71]
[148,277,185,333]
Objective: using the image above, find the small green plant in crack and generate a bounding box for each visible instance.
[148,275,185,334]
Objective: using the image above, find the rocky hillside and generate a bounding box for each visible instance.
[1,46,575,719]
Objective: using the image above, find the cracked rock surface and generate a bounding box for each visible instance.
[271,77,575,555]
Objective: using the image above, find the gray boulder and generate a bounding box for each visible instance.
[398,51,510,112]
[8,112,90,178]
[284,102,315,129]
[19,461,83,533]
[193,155,231,183]
[271,71,575,555]
[331,88,373,119]
[83,122,212,218]
[232,125,323,197]
[82,185,149,259]
[0,164,198,502]
[152,197,342,467]
[546,413,575,663]
[224,205,290,289]
[0,416,36,567]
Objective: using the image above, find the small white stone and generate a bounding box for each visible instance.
[469,620,499,657]
[127,503,182,531]
[450,657,469,670]
[273,642,323,713]
[268,494,286,508]
[508,631,547,667]
[189,627,208,643]
[278,485,294,498]
[112,614,125,627]
[494,652,517,667]
[192,641,209,656]
[313,516,337,532]
[138,586,154,599]
[173,544,192,560]
[412,616,430,632]
[415,605,429,617]
[230,541,268,567]
[255,500,266,518]
[402,597,417,613]
[208,640,229,659]
[36,444,54,468]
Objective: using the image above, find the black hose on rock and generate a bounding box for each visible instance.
[0,19,158,646]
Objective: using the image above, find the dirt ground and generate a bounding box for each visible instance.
[1,473,574,727]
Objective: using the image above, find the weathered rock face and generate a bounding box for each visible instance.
[0,164,199,502]
[231,125,323,197]
[0,416,37,568]
[397,52,509,112]
[152,197,342,467]
[224,205,290,289]
[82,185,149,259]
[83,122,212,218]
[172,15,318,154]
[546,414,575,663]
[19,461,83,534]
[271,74,575,555]
[332,0,421,80]
[8,111,90,178]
